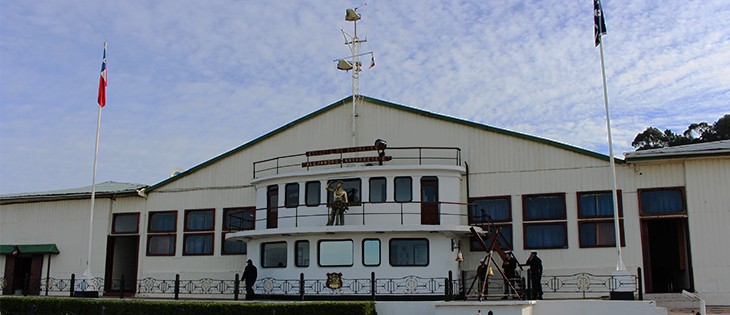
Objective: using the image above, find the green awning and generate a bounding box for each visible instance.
[0,244,60,255]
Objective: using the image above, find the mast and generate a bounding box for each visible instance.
[336,6,374,146]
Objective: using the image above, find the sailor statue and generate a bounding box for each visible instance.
[326,180,348,225]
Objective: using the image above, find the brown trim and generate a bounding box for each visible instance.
[221,232,247,255]
[638,186,687,216]
[468,195,512,224]
[522,193,567,221]
[146,235,176,256]
[267,185,279,229]
[420,176,439,225]
[522,222,568,249]
[576,190,623,219]
[182,233,214,256]
[111,213,140,234]
[184,209,215,232]
[148,210,177,233]
[577,219,626,248]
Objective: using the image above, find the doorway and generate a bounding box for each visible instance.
[641,218,693,293]
[104,236,139,294]
[420,177,439,225]
[2,255,43,295]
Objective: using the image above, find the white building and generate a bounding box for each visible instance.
[2,96,729,307]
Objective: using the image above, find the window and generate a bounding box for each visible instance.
[469,196,511,224]
[112,213,139,234]
[183,209,214,255]
[267,185,278,229]
[394,177,412,202]
[295,240,310,267]
[639,187,686,215]
[327,179,362,207]
[285,183,299,208]
[262,241,287,268]
[318,240,354,267]
[389,238,428,266]
[305,181,321,206]
[369,177,386,203]
[221,207,254,255]
[363,239,381,266]
[468,196,512,250]
[147,211,177,256]
[577,191,625,248]
[523,194,567,249]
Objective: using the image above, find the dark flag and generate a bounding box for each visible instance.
[594,0,607,46]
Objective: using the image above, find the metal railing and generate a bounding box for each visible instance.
[253,146,462,178]
[1,268,642,301]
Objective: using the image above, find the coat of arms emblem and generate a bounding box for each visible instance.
[326,272,343,290]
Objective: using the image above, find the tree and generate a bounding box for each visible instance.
[632,114,730,151]
[632,127,668,150]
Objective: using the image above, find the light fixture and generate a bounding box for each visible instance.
[345,8,361,21]
[375,139,387,165]
[337,59,353,71]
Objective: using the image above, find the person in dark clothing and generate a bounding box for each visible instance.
[243,259,258,300]
[501,251,519,299]
[476,259,488,299]
[524,251,543,300]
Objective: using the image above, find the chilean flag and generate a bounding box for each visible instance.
[97,42,107,107]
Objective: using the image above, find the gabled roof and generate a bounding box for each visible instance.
[145,96,615,193]
[0,181,145,204]
[624,139,730,162]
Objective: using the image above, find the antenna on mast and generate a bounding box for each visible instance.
[334,4,374,146]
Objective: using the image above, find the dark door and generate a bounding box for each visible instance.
[104,236,139,294]
[267,185,279,229]
[2,255,42,295]
[641,217,693,293]
[420,177,439,225]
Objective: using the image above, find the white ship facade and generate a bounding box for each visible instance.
[1,96,729,307]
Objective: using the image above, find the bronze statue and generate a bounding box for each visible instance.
[326,180,348,225]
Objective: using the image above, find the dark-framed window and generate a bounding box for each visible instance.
[183,209,214,256]
[469,196,511,224]
[639,187,686,215]
[389,238,428,266]
[112,213,139,234]
[148,211,177,233]
[327,178,362,207]
[363,239,381,266]
[318,239,354,267]
[183,233,214,255]
[305,181,321,207]
[285,183,299,208]
[523,193,567,249]
[523,222,568,249]
[369,177,387,203]
[577,191,625,248]
[261,241,287,268]
[147,211,177,256]
[295,240,310,267]
[147,235,176,256]
[221,207,254,255]
[394,177,412,202]
[184,209,214,232]
[267,185,279,229]
[221,233,247,255]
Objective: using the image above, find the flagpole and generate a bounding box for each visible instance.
[598,31,625,272]
[84,105,102,279]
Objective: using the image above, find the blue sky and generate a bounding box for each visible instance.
[1,0,728,194]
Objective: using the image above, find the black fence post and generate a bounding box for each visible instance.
[174,274,180,300]
[299,273,305,301]
[637,267,643,301]
[120,275,125,299]
[234,273,240,301]
[446,271,453,301]
[70,273,76,297]
[370,272,376,301]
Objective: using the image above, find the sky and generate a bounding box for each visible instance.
[1,0,728,194]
